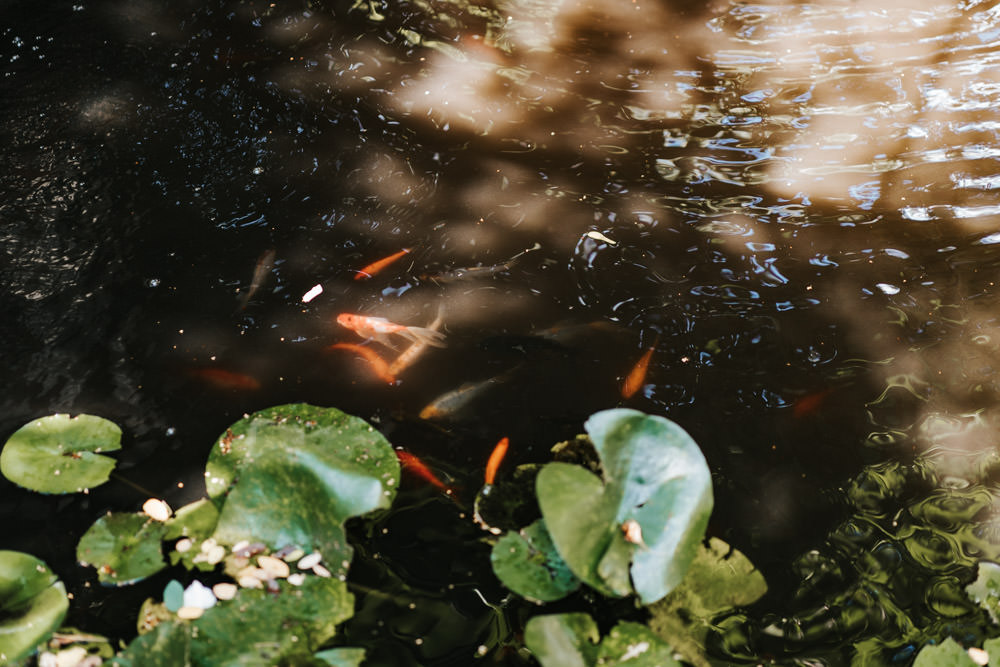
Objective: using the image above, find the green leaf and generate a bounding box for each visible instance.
[0,551,69,664]
[313,647,367,666]
[966,561,1000,623]
[595,622,680,666]
[76,512,168,586]
[984,637,1000,667]
[0,414,121,493]
[204,404,399,574]
[647,537,767,667]
[164,498,219,541]
[913,637,977,667]
[491,519,581,603]
[113,576,354,666]
[536,462,627,597]
[524,613,600,667]
[536,409,713,603]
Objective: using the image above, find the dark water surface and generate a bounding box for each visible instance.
[6,0,1000,663]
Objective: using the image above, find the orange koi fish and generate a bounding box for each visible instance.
[337,313,446,348]
[484,437,509,485]
[354,248,411,281]
[189,367,261,391]
[395,450,455,496]
[327,343,395,384]
[621,340,657,399]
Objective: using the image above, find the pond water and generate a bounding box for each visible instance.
[6,0,1000,664]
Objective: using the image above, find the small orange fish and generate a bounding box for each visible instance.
[337,313,446,348]
[484,437,509,486]
[792,387,835,419]
[354,248,411,281]
[189,368,261,391]
[327,343,395,384]
[395,450,455,496]
[621,340,657,399]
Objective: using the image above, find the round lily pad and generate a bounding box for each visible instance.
[1,414,122,493]
[0,550,69,663]
[77,512,168,586]
[204,404,399,574]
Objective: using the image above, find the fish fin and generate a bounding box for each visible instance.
[400,326,447,348]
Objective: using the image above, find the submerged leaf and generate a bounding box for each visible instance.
[647,537,767,667]
[524,613,600,667]
[1,414,121,493]
[491,519,581,603]
[966,561,1000,623]
[0,551,69,664]
[596,622,680,666]
[204,404,399,573]
[76,513,168,586]
[313,647,367,666]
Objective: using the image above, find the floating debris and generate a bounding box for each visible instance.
[301,284,323,302]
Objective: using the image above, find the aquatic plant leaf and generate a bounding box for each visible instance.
[595,621,680,666]
[984,637,1000,667]
[0,551,69,664]
[913,637,977,666]
[535,462,626,597]
[491,518,581,602]
[313,647,367,666]
[647,537,766,667]
[76,513,167,586]
[536,409,713,603]
[164,498,219,541]
[204,404,400,572]
[524,613,599,667]
[966,561,1000,623]
[114,576,354,665]
[0,414,121,494]
[586,409,713,603]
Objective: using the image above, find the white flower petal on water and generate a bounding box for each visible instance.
[177,606,205,620]
[297,552,322,570]
[301,284,323,302]
[212,582,238,601]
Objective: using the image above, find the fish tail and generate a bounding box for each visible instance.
[400,325,447,348]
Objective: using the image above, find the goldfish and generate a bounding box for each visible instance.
[337,313,446,348]
[188,367,261,391]
[354,248,411,281]
[387,306,445,376]
[621,339,658,399]
[484,437,509,486]
[395,450,455,496]
[792,387,835,419]
[418,367,519,421]
[236,249,276,311]
[327,343,395,384]
[421,243,540,284]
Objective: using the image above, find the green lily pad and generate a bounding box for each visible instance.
[0,414,121,493]
[491,518,581,603]
[913,637,977,667]
[524,613,599,667]
[164,498,219,541]
[112,575,354,666]
[596,622,681,666]
[536,409,713,603]
[984,637,1000,667]
[204,404,399,574]
[647,537,767,667]
[525,613,678,667]
[77,512,168,586]
[966,561,1000,623]
[0,551,69,664]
